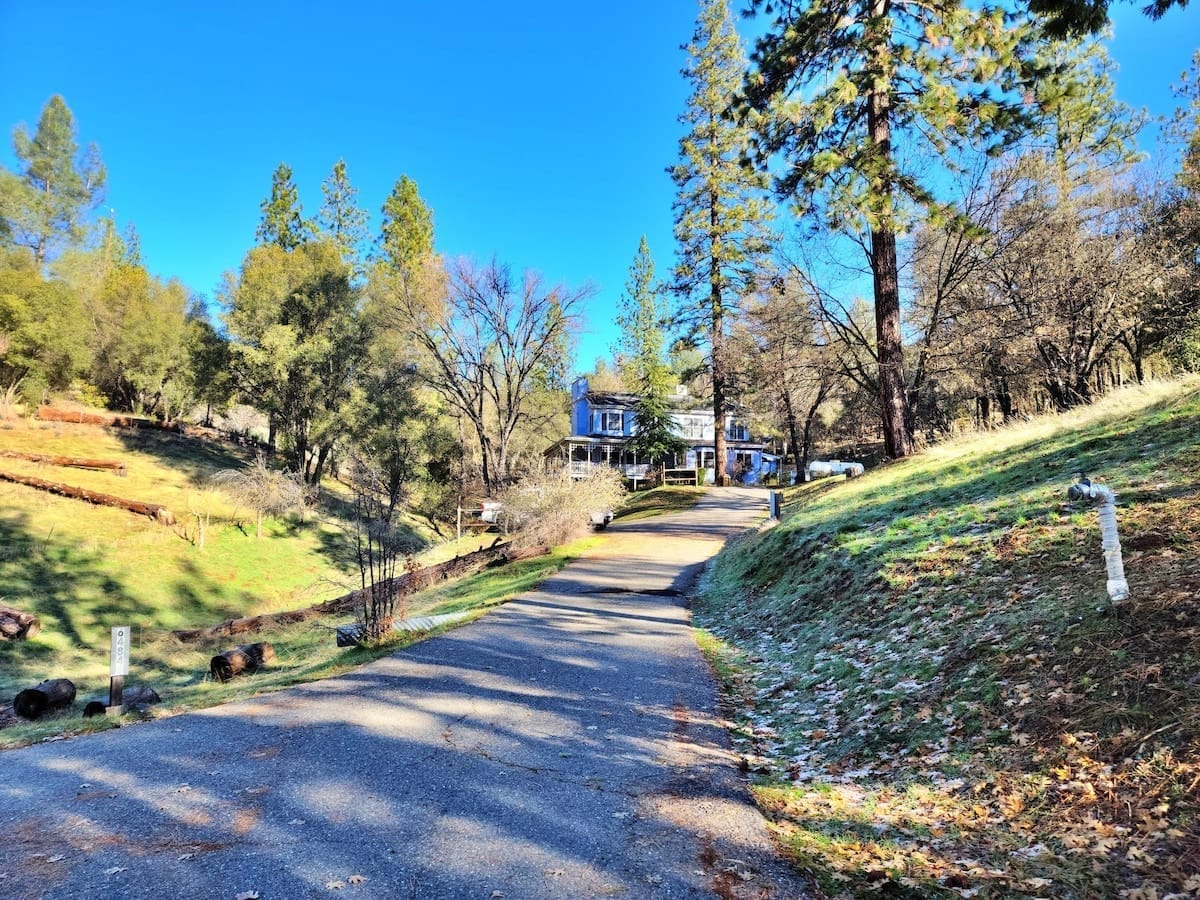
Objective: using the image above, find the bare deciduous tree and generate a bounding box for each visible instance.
[383,257,589,494]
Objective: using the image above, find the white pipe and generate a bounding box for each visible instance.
[1067,480,1130,602]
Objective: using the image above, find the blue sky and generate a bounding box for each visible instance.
[2,0,1197,373]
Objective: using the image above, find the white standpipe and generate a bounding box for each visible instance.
[1067,479,1130,602]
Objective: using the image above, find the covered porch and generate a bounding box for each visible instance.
[546,436,662,482]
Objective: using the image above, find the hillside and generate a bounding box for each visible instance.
[0,417,550,745]
[695,376,1200,898]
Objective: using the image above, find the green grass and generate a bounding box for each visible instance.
[694,375,1200,898]
[614,484,704,520]
[0,417,599,747]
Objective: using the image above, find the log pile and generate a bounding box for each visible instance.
[13,678,76,720]
[0,470,174,525]
[0,450,127,475]
[36,406,181,431]
[171,538,549,643]
[0,604,40,641]
[210,642,276,682]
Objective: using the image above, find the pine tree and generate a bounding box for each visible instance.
[378,175,434,274]
[256,163,310,250]
[317,159,369,269]
[671,0,774,484]
[742,0,1047,458]
[0,95,105,265]
[617,237,685,466]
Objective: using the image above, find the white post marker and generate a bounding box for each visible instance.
[108,625,131,715]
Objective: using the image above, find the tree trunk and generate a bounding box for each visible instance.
[781,388,803,483]
[710,212,728,486]
[0,470,174,525]
[800,382,830,478]
[866,0,914,460]
[13,678,76,719]
[310,443,331,486]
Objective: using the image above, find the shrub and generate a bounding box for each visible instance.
[499,464,626,548]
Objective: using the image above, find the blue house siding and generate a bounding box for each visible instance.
[551,378,774,483]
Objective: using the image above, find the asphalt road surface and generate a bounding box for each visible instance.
[0,488,811,899]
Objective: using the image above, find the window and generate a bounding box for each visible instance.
[675,416,704,439]
[727,421,749,441]
[600,411,623,433]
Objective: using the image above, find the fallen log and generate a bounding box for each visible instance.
[0,450,127,475]
[0,604,41,641]
[36,406,181,432]
[210,642,276,682]
[0,470,174,525]
[171,537,547,644]
[13,678,76,720]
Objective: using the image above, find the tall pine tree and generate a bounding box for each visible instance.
[617,236,685,467]
[742,0,1043,457]
[0,95,105,265]
[671,0,774,484]
[378,175,434,274]
[317,159,368,269]
[256,163,310,250]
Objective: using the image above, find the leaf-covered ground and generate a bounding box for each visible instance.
[695,376,1200,899]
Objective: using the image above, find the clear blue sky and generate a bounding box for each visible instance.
[2,1,1197,373]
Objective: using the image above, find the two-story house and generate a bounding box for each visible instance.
[546,377,779,485]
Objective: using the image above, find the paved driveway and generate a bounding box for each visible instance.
[0,488,810,899]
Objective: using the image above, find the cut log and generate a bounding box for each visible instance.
[210,642,277,682]
[0,604,40,641]
[82,701,106,718]
[0,450,127,475]
[13,678,76,720]
[0,469,174,525]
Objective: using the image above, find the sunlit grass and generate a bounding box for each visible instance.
[615,484,704,520]
[695,375,1200,897]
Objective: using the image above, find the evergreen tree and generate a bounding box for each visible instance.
[0,95,105,265]
[742,0,1044,458]
[256,163,310,250]
[671,0,774,484]
[224,239,365,481]
[358,173,456,515]
[378,175,434,273]
[316,159,368,268]
[617,237,685,466]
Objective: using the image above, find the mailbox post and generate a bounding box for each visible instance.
[108,625,130,715]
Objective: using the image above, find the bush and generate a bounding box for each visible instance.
[499,465,626,548]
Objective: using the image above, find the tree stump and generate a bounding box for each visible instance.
[0,604,40,641]
[13,678,76,720]
[210,642,276,682]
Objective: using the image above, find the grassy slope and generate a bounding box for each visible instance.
[694,377,1200,898]
[0,418,596,747]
